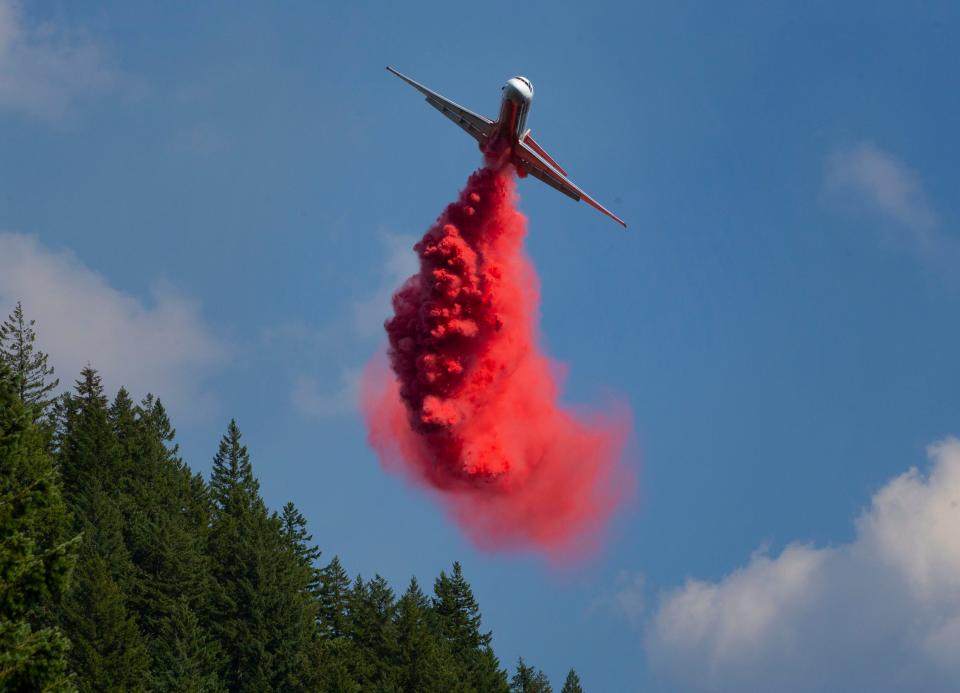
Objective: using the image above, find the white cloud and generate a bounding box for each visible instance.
[827,142,936,230]
[0,0,117,120]
[0,232,225,413]
[826,142,958,266]
[646,437,960,692]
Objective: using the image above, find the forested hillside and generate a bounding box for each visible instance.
[0,302,584,692]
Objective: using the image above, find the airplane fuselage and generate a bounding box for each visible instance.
[496,76,534,144]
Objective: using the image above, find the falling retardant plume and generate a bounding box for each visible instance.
[362,148,633,561]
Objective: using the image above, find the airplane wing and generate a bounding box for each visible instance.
[521,132,567,176]
[514,138,627,228]
[386,66,495,145]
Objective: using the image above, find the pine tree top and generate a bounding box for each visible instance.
[560,668,584,693]
[111,387,134,412]
[75,366,107,407]
[404,575,425,600]
[0,301,59,418]
[209,419,261,515]
[368,574,396,611]
[323,555,349,580]
[511,657,553,693]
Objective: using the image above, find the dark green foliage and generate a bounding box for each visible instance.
[394,577,456,691]
[209,420,261,519]
[0,302,59,420]
[61,552,150,692]
[57,369,151,691]
[344,574,400,690]
[0,363,77,692]
[1,304,553,690]
[57,368,124,513]
[318,556,352,639]
[561,668,585,693]
[511,658,536,692]
[511,657,553,693]
[281,502,322,597]
[312,560,510,692]
[434,562,510,692]
[150,598,225,693]
[534,670,555,693]
[313,556,361,691]
[113,393,223,687]
[207,420,317,692]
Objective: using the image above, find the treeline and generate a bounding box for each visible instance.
[0,302,585,692]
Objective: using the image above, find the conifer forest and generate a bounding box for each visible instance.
[0,302,586,692]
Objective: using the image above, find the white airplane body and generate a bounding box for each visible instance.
[386,66,626,228]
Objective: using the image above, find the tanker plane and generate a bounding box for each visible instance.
[386,66,627,228]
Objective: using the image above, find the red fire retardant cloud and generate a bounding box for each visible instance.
[362,156,633,561]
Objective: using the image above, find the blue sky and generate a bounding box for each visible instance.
[2,1,960,690]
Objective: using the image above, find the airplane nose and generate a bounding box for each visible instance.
[504,78,532,101]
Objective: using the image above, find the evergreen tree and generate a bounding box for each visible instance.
[207,420,316,691]
[318,556,352,639]
[56,368,151,690]
[0,364,77,692]
[532,670,553,693]
[432,562,485,654]
[313,556,360,691]
[263,508,320,692]
[345,574,400,690]
[395,577,455,691]
[281,501,321,597]
[207,420,270,691]
[309,637,360,693]
[511,658,536,692]
[57,370,130,580]
[62,553,150,692]
[0,302,59,420]
[209,420,261,519]
[433,562,509,692]
[340,575,374,686]
[151,598,225,693]
[116,394,222,687]
[510,657,552,693]
[57,368,121,505]
[107,389,137,466]
[560,668,584,693]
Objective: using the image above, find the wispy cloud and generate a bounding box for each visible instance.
[282,231,417,420]
[0,232,226,415]
[291,370,361,419]
[645,437,960,692]
[825,142,959,268]
[592,570,647,626]
[0,0,118,121]
[350,232,419,338]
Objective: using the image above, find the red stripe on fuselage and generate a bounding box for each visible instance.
[498,97,520,141]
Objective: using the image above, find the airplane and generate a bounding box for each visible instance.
[386,66,627,228]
